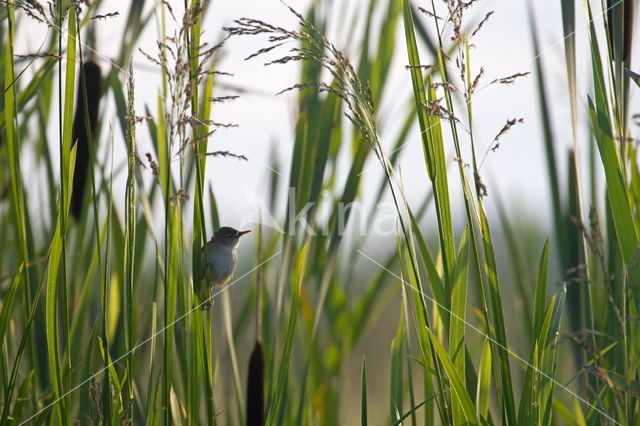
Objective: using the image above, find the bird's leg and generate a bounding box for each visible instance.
[200,286,214,310]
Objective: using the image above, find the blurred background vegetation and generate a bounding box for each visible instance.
[0,0,639,424]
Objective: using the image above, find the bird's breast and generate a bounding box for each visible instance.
[206,247,238,285]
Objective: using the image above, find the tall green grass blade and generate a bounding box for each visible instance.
[0,267,17,405]
[222,292,246,425]
[98,337,125,425]
[478,203,516,424]
[68,221,105,359]
[163,205,180,422]
[588,128,639,285]
[567,149,594,373]
[518,339,541,424]
[10,370,34,422]
[0,263,23,351]
[408,211,447,317]
[532,240,550,337]
[538,286,566,424]
[391,393,440,426]
[45,144,77,425]
[1,272,45,425]
[427,329,479,424]
[558,8,593,346]
[573,397,587,426]
[145,303,159,424]
[192,61,215,308]
[390,309,405,424]
[449,225,469,377]
[519,246,553,424]
[402,0,455,287]
[2,2,38,402]
[307,84,340,212]
[101,130,117,422]
[587,3,640,310]
[475,338,491,420]
[79,320,98,425]
[402,247,439,424]
[2,1,29,281]
[560,0,578,143]
[123,65,137,416]
[0,57,57,132]
[265,243,308,425]
[56,3,78,422]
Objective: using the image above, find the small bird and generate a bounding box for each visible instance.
[200,226,251,309]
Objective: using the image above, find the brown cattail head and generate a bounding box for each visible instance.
[71,61,102,220]
[246,341,264,426]
[607,0,634,62]
[623,0,634,62]
[607,0,617,59]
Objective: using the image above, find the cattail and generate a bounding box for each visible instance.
[607,0,634,62]
[623,0,634,62]
[607,0,615,56]
[246,341,264,426]
[70,61,102,220]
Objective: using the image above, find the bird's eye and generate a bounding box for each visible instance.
[228,235,233,239]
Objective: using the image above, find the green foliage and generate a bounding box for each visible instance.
[0,0,638,424]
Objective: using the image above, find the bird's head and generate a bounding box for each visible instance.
[211,226,251,248]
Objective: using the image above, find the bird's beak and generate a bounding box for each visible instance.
[237,230,251,237]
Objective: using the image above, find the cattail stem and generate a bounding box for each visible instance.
[246,341,264,426]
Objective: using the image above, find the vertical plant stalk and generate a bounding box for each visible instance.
[187,4,204,421]
[403,1,456,289]
[96,128,116,422]
[162,166,171,425]
[124,64,137,419]
[607,0,634,139]
[560,0,578,145]
[2,0,34,392]
[74,16,112,422]
[44,2,78,423]
[159,4,172,422]
[72,16,112,424]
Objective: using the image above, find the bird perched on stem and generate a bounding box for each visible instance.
[200,226,251,309]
